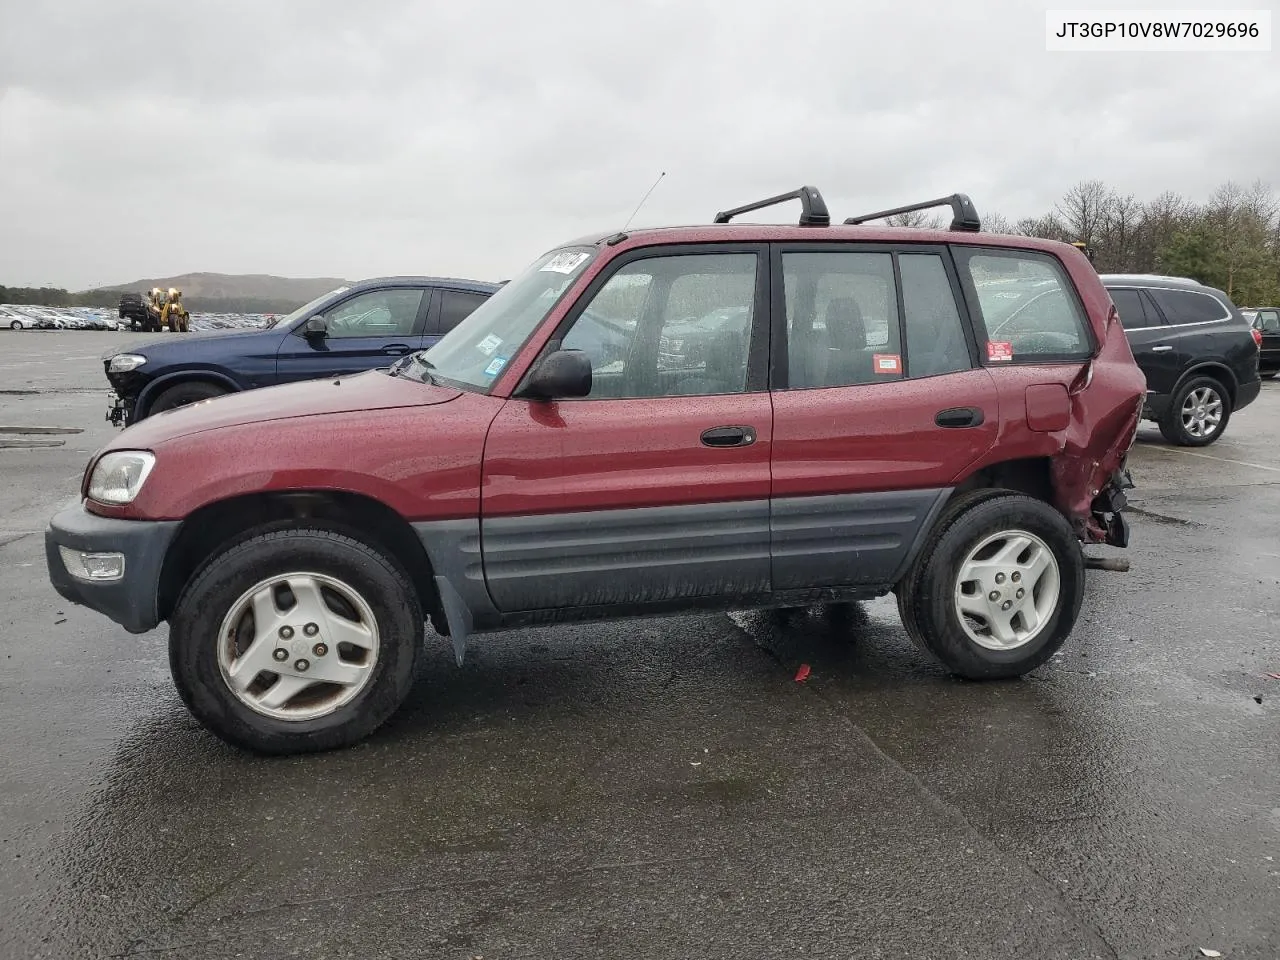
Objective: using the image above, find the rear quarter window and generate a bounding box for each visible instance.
[956,248,1093,363]
[1147,288,1230,326]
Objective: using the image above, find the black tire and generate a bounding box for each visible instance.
[148,381,228,415]
[9,320,23,331]
[1259,371,1277,380]
[1158,375,1231,446]
[902,493,1084,680]
[169,527,424,754]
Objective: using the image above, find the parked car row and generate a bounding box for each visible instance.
[53,186,1156,754]
[1,304,124,331]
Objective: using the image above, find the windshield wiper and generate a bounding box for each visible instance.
[388,351,437,384]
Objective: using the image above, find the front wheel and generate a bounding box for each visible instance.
[9,319,23,331]
[148,380,228,415]
[169,527,424,753]
[1159,376,1231,446]
[900,494,1084,679]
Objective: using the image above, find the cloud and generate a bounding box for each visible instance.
[1,0,1275,288]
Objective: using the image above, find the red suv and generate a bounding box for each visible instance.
[45,188,1146,754]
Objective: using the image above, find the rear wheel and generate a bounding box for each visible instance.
[902,493,1084,679]
[169,527,423,754]
[148,380,228,415]
[1158,376,1231,446]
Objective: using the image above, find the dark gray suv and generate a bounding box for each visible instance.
[1101,274,1261,446]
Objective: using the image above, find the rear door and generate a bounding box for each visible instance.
[480,245,773,612]
[426,288,491,347]
[1143,286,1234,384]
[1256,309,1280,370]
[769,244,998,590]
[275,286,429,384]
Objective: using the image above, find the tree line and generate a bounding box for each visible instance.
[0,284,304,316]
[888,179,1279,307]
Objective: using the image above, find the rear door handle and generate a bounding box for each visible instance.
[935,407,984,428]
[701,425,756,448]
[382,344,412,355]
[1150,345,1173,353]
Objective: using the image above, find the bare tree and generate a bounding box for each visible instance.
[885,210,944,228]
[981,212,1015,235]
[1054,180,1112,247]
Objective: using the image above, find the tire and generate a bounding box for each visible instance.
[9,320,23,331]
[169,527,424,754]
[1260,371,1277,380]
[902,493,1084,680]
[148,381,228,415]
[1158,375,1231,446]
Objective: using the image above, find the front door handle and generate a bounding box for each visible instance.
[382,344,412,355]
[1150,345,1173,353]
[935,407,984,428]
[701,425,756,448]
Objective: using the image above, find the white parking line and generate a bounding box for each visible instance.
[1150,446,1280,474]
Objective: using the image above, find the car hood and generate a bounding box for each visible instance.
[107,370,461,448]
[102,326,277,361]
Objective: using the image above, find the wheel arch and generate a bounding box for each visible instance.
[137,370,241,418]
[1175,361,1238,403]
[156,490,440,627]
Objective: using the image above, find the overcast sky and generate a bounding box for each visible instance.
[1,0,1276,289]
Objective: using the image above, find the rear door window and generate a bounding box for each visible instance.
[956,249,1093,362]
[437,290,490,335]
[1147,289,1229,326]
[1110,288,1159,329]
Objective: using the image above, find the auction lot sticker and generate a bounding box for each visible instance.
[987,341,1014,362]
[872,353,902,375]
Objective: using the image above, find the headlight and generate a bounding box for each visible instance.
[108,354,147,373]
[88,451,156,505]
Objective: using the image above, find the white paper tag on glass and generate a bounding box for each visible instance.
[476,334,502,356]
[540,251,590,274]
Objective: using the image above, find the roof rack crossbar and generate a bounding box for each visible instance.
[714,185,830,227]
[843,193,981,232]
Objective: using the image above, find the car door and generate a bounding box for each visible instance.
[1108,286,1180,396]
[275,286,429,384]
[1143,286,1234,382]
[1256,309,1280,370]
[769,245,999,590]
[480,245,773,612]
[426,288,492,348]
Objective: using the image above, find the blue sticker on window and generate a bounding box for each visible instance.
[484,356,508,377]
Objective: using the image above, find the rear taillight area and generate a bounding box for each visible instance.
[1252,327,1263,348]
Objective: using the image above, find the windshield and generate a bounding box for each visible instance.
[414,247,596,391]
[269,287,349,329]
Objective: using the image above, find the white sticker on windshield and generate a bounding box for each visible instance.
[540,251,590,274]
[476,334,502,356]
[484,356,508,377]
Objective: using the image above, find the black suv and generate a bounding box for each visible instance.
[1100,275,1261,446]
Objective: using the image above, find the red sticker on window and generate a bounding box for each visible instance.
[872,353,901,374]
[987,341,1014,362]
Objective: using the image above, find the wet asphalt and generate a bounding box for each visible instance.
[0,331,1277,960]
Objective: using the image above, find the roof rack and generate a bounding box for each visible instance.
[714,186,830,227]
[844,193,981,232]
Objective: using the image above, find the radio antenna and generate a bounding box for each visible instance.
[621,171,666,232]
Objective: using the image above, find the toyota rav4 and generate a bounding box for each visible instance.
[46,187,1146,754]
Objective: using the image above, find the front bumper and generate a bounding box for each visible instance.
[106,393,133,427]
[45,502,179,634]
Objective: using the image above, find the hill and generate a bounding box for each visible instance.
[89,273,350,303]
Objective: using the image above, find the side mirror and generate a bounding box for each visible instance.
[520,350,592,401]
[304,316,328,339]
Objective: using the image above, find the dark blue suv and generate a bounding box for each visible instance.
[105,277,497,425]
